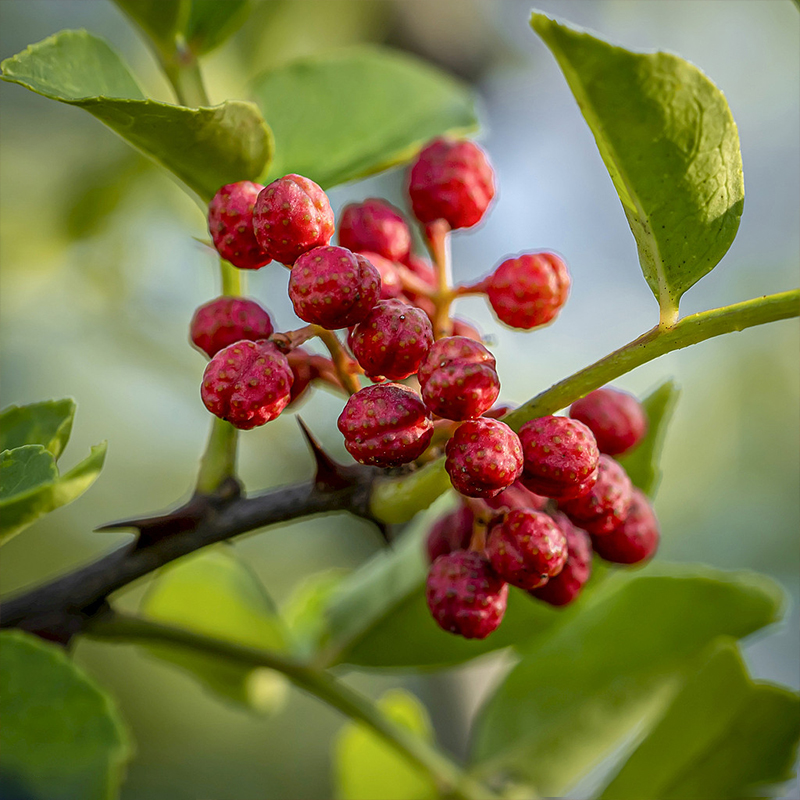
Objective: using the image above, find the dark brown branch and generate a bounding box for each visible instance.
[0,466,377,644]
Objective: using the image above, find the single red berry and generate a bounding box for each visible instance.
[358,252,404,299]
[560,455,633,535]
[519,416,600,500]
[337,383,433,467]
[208,181,271,270]
[486,509,568,591]
[426,504,474,563]
[445,419,523,498]
[530,513,592,606]
[252,174,334,265]
[201,340,293,430]
[482,479,548,513]
[569,388,648,456]
[289,246,381,329]
[349,299,434,381]
[591,488,659,564]
[418,336,500,420]
[426,550,508,639]
[408,138,496,229]
[338,199,411,262]
[190,296,274,358]
[482,252,570,330]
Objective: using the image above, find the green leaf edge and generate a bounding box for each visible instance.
[0,398,77,460]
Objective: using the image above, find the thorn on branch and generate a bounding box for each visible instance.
[297,417,358,492]
[96,476,242,549]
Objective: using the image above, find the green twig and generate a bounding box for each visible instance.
[87,611,498,800]
[371,289,800,522]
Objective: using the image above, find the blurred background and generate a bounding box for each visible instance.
[1,1,798,798]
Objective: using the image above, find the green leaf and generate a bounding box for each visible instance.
[0,630,130,800]
[530,12,744,322]
[0,30,272,201]
[115,0,250,58]
[334,689,438,800]
[0,442,107,545]
[185,0,251,56]
[470,565,783,796]
[0,398,76,459]
[113,0,187,55]
[600,639,800,800]
[140,548,290,713]
[317,499,606,670]
[617,380,680,497]
[251,46,478,188]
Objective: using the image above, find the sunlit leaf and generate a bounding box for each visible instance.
[0,398,76,459]
[530,12,744,321]
[1,30,272,200]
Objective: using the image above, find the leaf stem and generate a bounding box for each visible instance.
[87,611,497,800]
[370,289,800,523]
[426,221,456,339]
[316,329,361,395]
[220,258,245,296]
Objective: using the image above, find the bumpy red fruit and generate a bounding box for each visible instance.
[338,199,411,262]
[358,252,404,299]
[208,182,271,270]
[409,138,496,229]
[426,504,474,563]
[570,387,648,456]
[519,416,599,500]
[426,550,508,639]
[445,419,523,498]
[482,479,547,513]
[483,252,570,330]
[289,246,381,329]
[252,174,334,265]
[349,299,434,381]
[337,383,433,467]
[486,509,568,590]
[190,296,274,359]
[591,488,659,564]
[531,513,592,606]
[201,340,293,429]
[560,455,633,535]
[418,336,500,420]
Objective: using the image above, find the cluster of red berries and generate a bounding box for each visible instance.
[192,136,660,639]
[426,388,658,639]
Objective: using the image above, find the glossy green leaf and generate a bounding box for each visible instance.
[0,630,130,800]
[600,639,800,800]
[251,46,477,188]
[113,0,187,55]
[140,548,289,713]
[470,565,783,796]
[530,12,744,321]
[317,499,606,670]
[0,442,107,545]
[0,30,272,201]
[0,398,76,459]
[334,689,438,800]
[617,380,680,497]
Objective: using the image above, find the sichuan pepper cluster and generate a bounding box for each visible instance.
[194,137,660,641]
